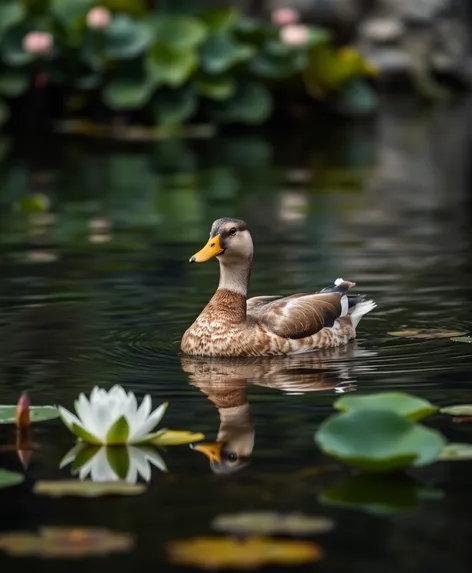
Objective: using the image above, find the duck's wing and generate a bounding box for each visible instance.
[247,279,357,340]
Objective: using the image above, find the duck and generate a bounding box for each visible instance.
[181,217,376,357]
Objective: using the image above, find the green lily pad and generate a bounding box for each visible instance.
[212,512,334,536]
[334,392,437,421]
[153,15,207,51]
[0,527,133,557]
[200,34,254,74]
[210,81,273,125]
[314,410,446,472]
[103,76,157,110]
[104,15,152,60]
[147,45,197,87]
[0,469,24,489]
[450,336,472,343]
[153,88,197,126]
[195,75,236,100]
[0,1,24,33]
[387,329,466,339]
[0,405,59,424]
[33,480,146,497]
[440,405,472,416]
[319,474,443,514]
[437,443,472,461]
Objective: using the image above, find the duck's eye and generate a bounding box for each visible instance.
[229,227,237,236]
[228,452,238,462]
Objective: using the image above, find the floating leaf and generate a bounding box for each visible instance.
[440,405,472,416]
[212,512,334,536]
[315,410,446,472]
[151,430,205,446]
[200,7,238,33]
[34,479,146,497]
[104,15,152,59]
[153,88,197,126]
[210,81,273,125]
[200,34,254,74]
[0,405,59,424]
[450,336,472,343]
[0,1,24,33]
[437,443,472,461]
[147,45,197,87]
[0,469,24,489]
[167,537,323,569]
[153,15,207,51]
[387,329,466,339]
[335,392,437,421]
[195,75,236,100]
[103,76,157,110]
[0,527,133,558]
[319,474,443,514]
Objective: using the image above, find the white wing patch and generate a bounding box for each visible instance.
[340,295,348,316]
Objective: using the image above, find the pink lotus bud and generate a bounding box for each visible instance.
[23,31,53,55]
[280,24,310,46]
[86,6,112,29]
[271,8,300,26]
[16,392,30,430]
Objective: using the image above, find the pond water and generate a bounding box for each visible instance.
[1,98,472,571]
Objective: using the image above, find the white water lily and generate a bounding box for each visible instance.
[60,444,167,483]
[58,385,167,445]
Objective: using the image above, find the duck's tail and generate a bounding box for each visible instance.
[350,299,377,329]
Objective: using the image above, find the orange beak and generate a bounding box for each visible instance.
[191,442,222,463]
[189,235,224,263]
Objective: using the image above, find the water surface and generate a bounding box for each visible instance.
[1,99,472,572]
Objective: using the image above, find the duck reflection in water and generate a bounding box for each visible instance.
[181,342,376,474]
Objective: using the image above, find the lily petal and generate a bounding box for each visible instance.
[131,402,168,443]
[58,406,83,433]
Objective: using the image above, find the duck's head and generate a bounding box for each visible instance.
[189,218,253,265]
[191,403,255,475]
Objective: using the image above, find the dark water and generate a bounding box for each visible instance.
[1,98,472,571]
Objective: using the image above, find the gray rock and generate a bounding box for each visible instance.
[378,0,451,22]
[362,47,412,74]
[359,17,406,43]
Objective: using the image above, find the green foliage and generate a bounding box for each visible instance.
[0,469,24,489]
[315,409,446,472]
[334,392,438,421]
[0,2,378,128]
[0,404,59,423]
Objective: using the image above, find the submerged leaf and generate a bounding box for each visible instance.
[387,329,466,339]
[167,536,323,569]
[437,443,472,461]
[0,469,24,489]
[0,527,133,558]
[440,405,472,416]
[212,512,334,536]
[33,480,146,497]
[315,410,446,472]
[335,392,437,421]
[0,405,59,424]
[319,474,443,514]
